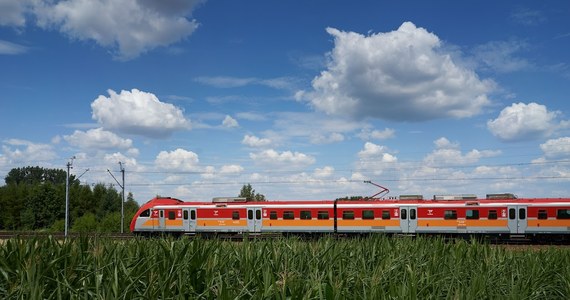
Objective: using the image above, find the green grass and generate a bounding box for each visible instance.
[0,235,569,299]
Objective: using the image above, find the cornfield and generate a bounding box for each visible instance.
[1,235,569,299]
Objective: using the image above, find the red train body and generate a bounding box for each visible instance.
[130,195,570,240]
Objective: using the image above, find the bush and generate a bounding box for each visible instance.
[71,213,98,233]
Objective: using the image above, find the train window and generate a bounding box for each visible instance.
[183,210,188,220]
[382,210,390,220]
[159,210,163,218]
[283,211,295,220]
[466,210,479,220]
[362,210,374,220]
[232,211,240,220]
[191,210,196,220]
[519,208,526,220]
[509,208,516,220]
[317,211,329,220]
[556,209,570,219]
[300,211,312,220]
[269,211,278,220]
[488,210,497,220]
[401,209,407,220]
[410,209,416,220]
[256,210,261,220]
[538,210,548,220]
[342,211,355,220]
[444,210,457,220]
[168,211,176,220]
[139,209,150,217]
[248,210,253,220]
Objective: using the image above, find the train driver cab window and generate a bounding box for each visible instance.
[232,211,240,220]
[283,211,295,220]
[557,209,570,219]
[466,209,479,220]
[342,211,355,220]
[300,211,312,220]
[444,210,457,220]
[139,209,150,217]
[538,210,548,220]
[269,211,278,220]
[168,211,176,220]
[362,210,374,220]
[317,211,329,220]
[382,210,390,220]
[488,210,498,220]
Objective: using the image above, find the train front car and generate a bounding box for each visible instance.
[130,197,185,235]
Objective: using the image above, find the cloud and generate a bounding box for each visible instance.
[358,142,397,162]
[155,148,200,172]
[470,40,530,73]
[310,132,344,144]
[314,166,335,178]
[221,115,239,128]
[220,164,243,175]
[487,102,562,141]
[540,137,570,159]
[28,0,202,60]
[0,40,29,55]
[301,22,494,121]
[510,7,546,26]
[0,0,29,27]
[250,149,315,168]
[91,89,190,138]
[358,128,395,140]
[195,76,299,90]
[424,137,501,167]
[1,139,57,165]
[242,135,272,148]
[64,128,133,151]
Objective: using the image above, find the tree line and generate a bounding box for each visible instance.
[0,166,139,232]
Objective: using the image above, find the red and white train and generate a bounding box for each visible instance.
[130,193,570,241]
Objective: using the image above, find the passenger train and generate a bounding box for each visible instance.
[130,192,570,241]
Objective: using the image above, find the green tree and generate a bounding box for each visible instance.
[238,184,266,201]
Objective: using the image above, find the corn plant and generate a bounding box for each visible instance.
[0,235,569,299]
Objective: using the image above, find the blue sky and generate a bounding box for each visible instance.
[1,0,570,203]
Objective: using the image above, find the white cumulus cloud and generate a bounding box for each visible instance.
[487,102,560,141]
[33,0,203,60]
[155,148,200,171]
[540,137,570,159]
[221,115,239,128]
[91,89,190,138]
[301,22,494,121]
[64,128,132,150]
[242,135,272,148]
[250,149,315,168]
[424,137,501,166]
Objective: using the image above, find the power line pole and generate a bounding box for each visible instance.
[120,162,125,234]
[65,156,75,237]
[107,162,125,233]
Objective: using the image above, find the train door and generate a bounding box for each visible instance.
[182,208,197,233]
[400,206,418,233]
[507,205,527,234]
[158,209,165,231]
[247,207,262,233]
